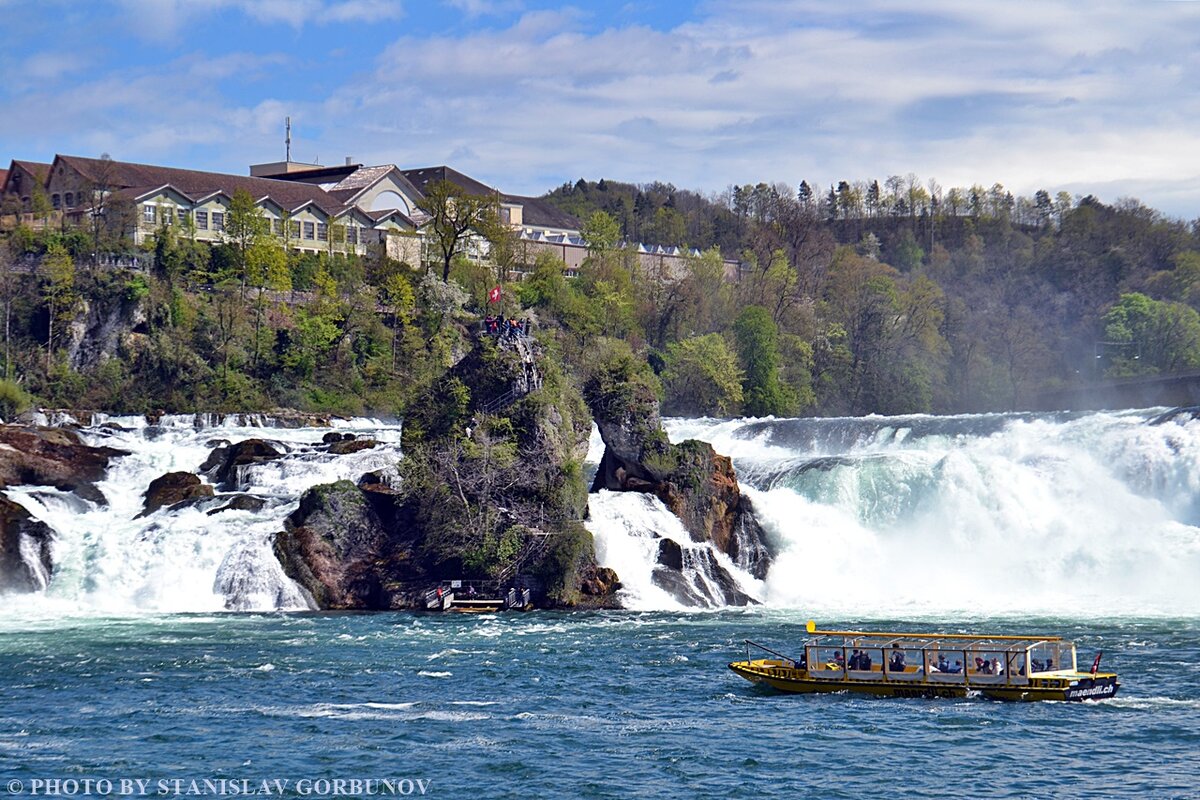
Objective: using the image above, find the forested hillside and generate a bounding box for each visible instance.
[542,176,1200,414]
[2,173,1199,420]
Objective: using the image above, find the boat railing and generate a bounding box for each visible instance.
[743,639,802,669]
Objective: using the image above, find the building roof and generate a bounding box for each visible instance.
[401,165,497,198]
[54,154,348,215]
[13,160,51,182]
[507,194,581,231]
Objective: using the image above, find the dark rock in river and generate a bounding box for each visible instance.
[200,438,283,490]
[0,494,55,593]
[328,438,377,455]
[205,494,267,516]
[274,480,393,609]
[0,424,128,505]
[138,472,214,517]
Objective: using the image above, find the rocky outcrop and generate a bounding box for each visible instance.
[0,495,55,593]
[138,472,214,517]
[583,341,772,601]
[274,334,615,610]
[200,439,283,490]
[273,480,394,609]
[0,425,128,504]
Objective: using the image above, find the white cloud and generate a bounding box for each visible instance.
[338,1,1200,217]
[113,0,404,40]
[442,0,523,19]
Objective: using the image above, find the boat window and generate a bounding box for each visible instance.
[884,644,920,675]
[1029,642,1072,673]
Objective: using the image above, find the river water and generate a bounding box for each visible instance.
[2,409,1200,797]
[1,610,1197,798]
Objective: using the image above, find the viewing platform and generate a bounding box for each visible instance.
[423,578,539,613]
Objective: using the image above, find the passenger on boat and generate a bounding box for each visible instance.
[859,650,872,670]
[833,651,845,667]
[948,660,963,674]
[849,649,861,669]
[888,644,906,672]
[936,654,949,672]
[975,657,985,673]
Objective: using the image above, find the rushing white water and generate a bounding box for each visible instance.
[2,414,403,615]
[8,407,1200,617]
[662,409,1200,616]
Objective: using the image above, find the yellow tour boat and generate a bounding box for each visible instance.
[729,620,1119,702]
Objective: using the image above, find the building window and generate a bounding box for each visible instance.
[65,192,74,207]
[347,226,358,245]
[316,223,328,241]
[499,207,511,224]
[52,194,61,210]
[143,204,156,224]
[196,210,208,230]
[212,212,225,232]
[177,208,190,225]
[273,219,283,236]
[290,221,300,239]
[303,221,315,240]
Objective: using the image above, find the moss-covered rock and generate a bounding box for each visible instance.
[273,332,619,609]
[584,338,772,587]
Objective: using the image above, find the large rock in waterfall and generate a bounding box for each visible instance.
[582,341,771,602]
[0,495,55,593]
[274,480,394,609]
[274,332,617,610]
[200,438,283,490]
[138,471,214,517]
[0,424,128,504]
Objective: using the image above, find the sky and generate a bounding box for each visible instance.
[4,0,1200,217]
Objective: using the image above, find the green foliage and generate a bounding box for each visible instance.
[661,334,744,416]
[733,306,798,417]
[1102,292,1200,376]
[0,379,30,420]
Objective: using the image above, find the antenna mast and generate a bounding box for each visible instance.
[285,117,292,162]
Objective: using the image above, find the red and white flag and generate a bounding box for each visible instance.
[487,286,502,304]
[1090,651,1103,675]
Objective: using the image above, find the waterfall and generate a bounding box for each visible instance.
[660,410,1200,616]
[1,417,402,615]
[9,407,1200,616]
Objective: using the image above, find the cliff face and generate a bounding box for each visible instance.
[583,341,772,600]
[274,334,619,609]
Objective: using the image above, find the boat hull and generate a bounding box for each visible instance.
[729,660,1119,702]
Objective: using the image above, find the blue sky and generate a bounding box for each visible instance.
[4,0,1200,217]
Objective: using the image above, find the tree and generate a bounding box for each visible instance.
[1102,292,1200,375]
[246,237,290,369]
[416,179,500,282]
[225,189,269,298]
[41,243,78,368]
[733,306,797,416]
[0,239,16,378]
[661,334,744,416]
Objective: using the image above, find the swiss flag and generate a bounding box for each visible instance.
[1090,652,1103,675]
[487,286,502,304]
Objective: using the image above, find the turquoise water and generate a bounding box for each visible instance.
[1,611,1197,798]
